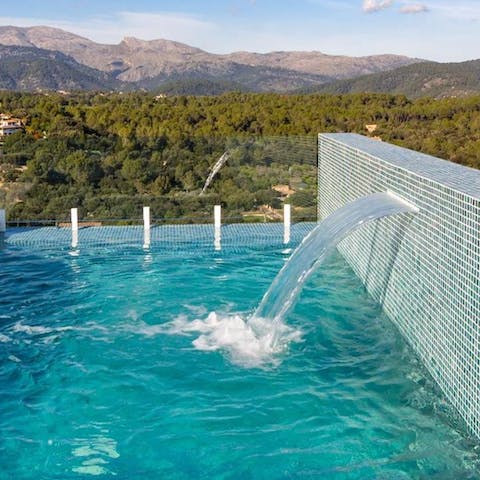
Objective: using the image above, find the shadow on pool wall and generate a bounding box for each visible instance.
[318,133,480,439]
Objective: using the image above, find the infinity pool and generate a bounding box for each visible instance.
[1,228,479,479]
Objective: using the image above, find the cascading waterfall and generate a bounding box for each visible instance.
[163,191,417,367]
[254,192,418,325]
[200,151,230,195]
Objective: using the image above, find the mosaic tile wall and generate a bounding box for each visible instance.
[3,223,315,253]
[318,133,480,438]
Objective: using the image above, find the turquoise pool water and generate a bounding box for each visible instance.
[1,228,479,479]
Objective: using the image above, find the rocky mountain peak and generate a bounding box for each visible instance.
[0,25,426,91]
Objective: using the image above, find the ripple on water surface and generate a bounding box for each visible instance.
[0,243,479,479]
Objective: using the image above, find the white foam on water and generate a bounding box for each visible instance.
[158,312,302,368]
[11,323,75,336]
[12,323,53,335]
[0,333,11,343]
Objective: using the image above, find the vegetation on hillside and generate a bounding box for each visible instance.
[0,91,479,222]
[154,79,249,96]
[0,45,121,91]
[308,60,480,98]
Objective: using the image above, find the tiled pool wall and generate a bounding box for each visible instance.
[318,133,480,438]
[2,223,316,253]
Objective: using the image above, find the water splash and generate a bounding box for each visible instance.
[255,192,418,324]
[154,312,302,368]
[143,192,416,368]
[200,151,230,195]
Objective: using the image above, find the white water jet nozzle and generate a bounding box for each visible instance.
[386,190,419,213]
[255,191,419,322]
[201,152,230,195]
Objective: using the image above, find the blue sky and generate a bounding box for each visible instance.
[0,0,478,61]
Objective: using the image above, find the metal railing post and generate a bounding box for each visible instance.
[71,208,79,248]
[283,204,291,244]
[0,209,5,233]
[214,205,221,250]
[143,206,151,248]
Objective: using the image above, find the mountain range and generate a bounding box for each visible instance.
[0,25,421,93]
[0,44,120,91]
[308,59,480,98]
[0,26,478,97]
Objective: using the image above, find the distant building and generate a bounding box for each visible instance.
[0,115,24,138]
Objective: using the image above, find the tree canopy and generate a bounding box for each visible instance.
[0,91,479,222]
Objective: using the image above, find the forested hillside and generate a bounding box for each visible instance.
[310,60,480,98]
[0,45,121,91]
[1,92,479,222]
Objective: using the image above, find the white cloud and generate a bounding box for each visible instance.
[0,12,297,54]
[0,11,216,46]
[111,11,215,44]
[362,0,394,13]
[361,0,480,20]
[400,3,429,14]
[0,4,479,62]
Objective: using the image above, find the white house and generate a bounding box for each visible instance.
[0,115,23,138]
